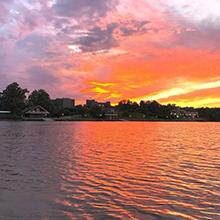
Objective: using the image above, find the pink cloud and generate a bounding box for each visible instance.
[1,0,220,107]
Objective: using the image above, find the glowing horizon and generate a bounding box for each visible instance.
[1,0,220,107]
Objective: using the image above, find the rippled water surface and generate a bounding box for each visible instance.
[0,122,220,220]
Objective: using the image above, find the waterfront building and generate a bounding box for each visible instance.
[23,105,49,119]
[53,98,75,110]
[104,108,118,120]
[86,99,97,107]
[0,111,11,119]
[86,99,111,108]
[171,108,199,119]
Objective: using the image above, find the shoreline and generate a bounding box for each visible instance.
[0,118,219,122]
[53,118,219,122]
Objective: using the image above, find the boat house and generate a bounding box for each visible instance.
[0,111,11,119]
[23,105,50,120]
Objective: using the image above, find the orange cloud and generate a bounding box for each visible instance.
[1,0,220,107]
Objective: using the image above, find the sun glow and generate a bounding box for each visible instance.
[133,80,220,106]
[169,97,220,108]
[92,87,109,94]
[1,0,220,107]
[91,82,116,87]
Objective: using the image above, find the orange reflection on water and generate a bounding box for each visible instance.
[57,122,220,219]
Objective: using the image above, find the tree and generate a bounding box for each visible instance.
[28,89,52,111]
[89,105,104,118]
[1,82,28,115]
[198,107,220,121]
[117,100,139,113]
[140,100,151,115]
[0,92,3,110]
[74,105,88,117]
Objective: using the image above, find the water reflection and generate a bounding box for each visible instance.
[0,122,220,219]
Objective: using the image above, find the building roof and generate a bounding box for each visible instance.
[0,111,11,114]
[23,105,49,114]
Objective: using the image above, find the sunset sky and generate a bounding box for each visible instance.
[1,0,220,107]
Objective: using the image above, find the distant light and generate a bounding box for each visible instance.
[167,0,220,24]
[68,45,81,53]
[9,9,20,15]
[47,0,56,7]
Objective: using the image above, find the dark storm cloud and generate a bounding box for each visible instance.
[74,23,118,52]
[120,20,152,36]
[72,20,154,52]
[53,0,118,19]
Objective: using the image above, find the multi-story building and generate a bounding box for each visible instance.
[53,98,75,111]
[86,99,111,108]
[86,99,97,108]
[171,108,199,119]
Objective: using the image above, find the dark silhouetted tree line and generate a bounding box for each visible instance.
[1,82,220,120]
[0,82,53,117]
[0,82,28,116]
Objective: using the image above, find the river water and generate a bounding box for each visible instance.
[0,121,220,220]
